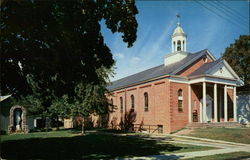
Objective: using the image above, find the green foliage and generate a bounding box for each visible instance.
[12,95,43,116]
[222,35,250,86]
[73,81,110,117]
[0,0,138,119]
[49,95,73,119]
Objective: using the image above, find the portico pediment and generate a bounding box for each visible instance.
[206,60,239,80]
[188,59,241,84]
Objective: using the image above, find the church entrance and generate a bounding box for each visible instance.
[200,95,213,122]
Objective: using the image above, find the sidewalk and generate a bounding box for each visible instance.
[118,134,250,160]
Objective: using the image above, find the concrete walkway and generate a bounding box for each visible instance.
[118,134,250,160]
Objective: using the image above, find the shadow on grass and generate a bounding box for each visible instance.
[1,132,183,159]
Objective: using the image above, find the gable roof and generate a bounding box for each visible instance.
[0,95,11,102]
[189,58,240,80]
[108,49,213,91]
[188,59,222,76]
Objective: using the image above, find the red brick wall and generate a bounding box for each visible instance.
[178,56,212,76]
[191,84,202,122]
[169,82,189,133]
[108,79,171,133]
[227,88,234,121]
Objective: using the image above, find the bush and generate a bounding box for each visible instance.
[0,130,7,135]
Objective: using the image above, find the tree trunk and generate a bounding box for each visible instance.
[81,118,85,135]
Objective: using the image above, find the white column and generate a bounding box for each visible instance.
[184,41,186,52]
[175,41,177,51]
[200,103,203,123]
[172,42,174,52]
[203,82,207,123]
[224,85,228,122]
[214,83,218,122]
[219,87,222,122]
[233,86,237,122]
[188,84,192,123]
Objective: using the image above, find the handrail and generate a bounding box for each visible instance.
[109,124,163,134]
[133,124,163,134]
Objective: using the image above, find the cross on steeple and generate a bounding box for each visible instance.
[171,13,187,53]
[176,14,181,25]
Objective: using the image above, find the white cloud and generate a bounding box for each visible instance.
[131,57,141,63]
[114,53,125,59]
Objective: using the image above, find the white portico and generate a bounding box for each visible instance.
[187,59,242,124]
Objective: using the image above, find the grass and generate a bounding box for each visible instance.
[187,127,250,144]
[188,151,250,160]
[0,129,214,159]
[0,130,75,142]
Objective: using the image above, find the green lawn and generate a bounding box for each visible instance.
[0,129,213,159]
[188,151,250,160]
[187,128,250,144]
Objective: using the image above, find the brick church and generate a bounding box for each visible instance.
[107,20,242,134]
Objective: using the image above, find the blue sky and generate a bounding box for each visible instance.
[101,1,249,81]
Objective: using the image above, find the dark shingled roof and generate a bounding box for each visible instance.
[188,59,222,76]
[108,49,208,91]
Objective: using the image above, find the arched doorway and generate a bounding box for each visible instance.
[8,105,29,133]
[200,95,213,122]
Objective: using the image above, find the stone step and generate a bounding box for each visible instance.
[186,122,243,128]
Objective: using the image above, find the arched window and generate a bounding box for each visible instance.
[194,100,196,110]
[177,40,181,51]
[110,98,114,112]
[144,92,149,112]
[120,97,123,113]
[131,95,135,112]
[203,56,208,63]
[178,89,183,112]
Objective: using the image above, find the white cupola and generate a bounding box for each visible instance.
[164,15,188,66]
[172,22,187,52]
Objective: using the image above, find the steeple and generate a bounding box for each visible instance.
[164,14,188,66]
[171,14,187,52]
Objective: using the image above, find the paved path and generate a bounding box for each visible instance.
[118,134,250,160]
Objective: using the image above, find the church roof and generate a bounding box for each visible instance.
[0,95,11,102]
[188,59,222,77]
[108,49,209,91]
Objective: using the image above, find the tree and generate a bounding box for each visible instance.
[71,67,113,133]
[0,0,138,119]
[49,95,72,130]
[222,35,250,89]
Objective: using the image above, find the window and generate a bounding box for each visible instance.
[178,89,183,112]
[120,97,123,113]
[131,95,135,112]
[173,41,176,51]
[203,56,208,63]
[177,40,181,51]
[144,92,149,112]
[220,67,223,73]
[194,100,196,110]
